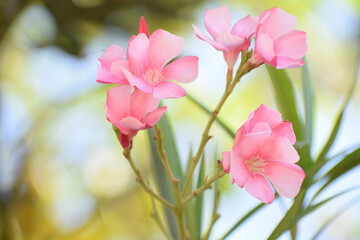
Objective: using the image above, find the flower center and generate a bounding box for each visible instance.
[247,156,266,174]
[144,68,163,86]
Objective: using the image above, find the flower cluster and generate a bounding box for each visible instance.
[97,6,306,203]
[98,17,199,148]
[194,6,307,70]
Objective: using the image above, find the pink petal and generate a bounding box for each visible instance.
[259,135,300,164]
[109,59,129,82]
[138,16,149,37]
[222,151,231,173]
[234,123,272,147]
[254,33,275,63]
[119,116,146,131]
[251,122,272,134]
[216,33,249,68]
[193,24,227,51]
[162,56,199,83]
[233,133,270,160]
[149,29,184,69]
[142,106,167,127]
[229,150,250,187]
[272,121,296,144]
[234,133,299,164]
[258,7,297,40]
[97,65,126,84]
[244,174,274,203]
[216,33,248,50]
[204,6,232,40]
[274,31,307,59]
[130,89,160,118]
[99,44,126,69]
[122,68,153,94]
[265,161,305,199]
[275,57,304,69]
[248,104,282,130]
[127,33,150,77]
[153,81,186,99]
[106,85,131,123]
[231,15,258,38]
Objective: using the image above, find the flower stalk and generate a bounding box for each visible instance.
[154,124,188,239]
[182,56,251,196]
[123,148,175,210]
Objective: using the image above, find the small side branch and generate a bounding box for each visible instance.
[123,148,174,210]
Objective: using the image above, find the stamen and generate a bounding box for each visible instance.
[144,68,163,86]
[247,156,266,174]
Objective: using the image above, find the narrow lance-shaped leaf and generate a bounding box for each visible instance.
[194,154,206,240]
[157,111,184,183]
[289,185,360,229]
[185,148,196,240]
[312,147,360,200]
[297,59,315,173]
[316,54,359,163]
[148,129,178,239]
[267,190,306,240]
[302,58,314,147]
[266,66,313,170]
[266,66,304,141]
[311,195,360,240]
[267,185,360,240]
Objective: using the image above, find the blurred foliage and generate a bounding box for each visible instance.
[1,0,360,239]
[1,0,206,55]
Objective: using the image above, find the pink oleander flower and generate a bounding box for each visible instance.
[97,44,129,84]
[97,17,148,84]
[193,6,258,70]
[120,29,198,99]
[235,104,296,145]
[222,105,305,203]
[98,17,198,99]
[106,85,167,149]
[250,7,307,69]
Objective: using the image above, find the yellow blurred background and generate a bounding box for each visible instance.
[1,0,360,239]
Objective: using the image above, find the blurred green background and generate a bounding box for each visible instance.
[1,0,360,239]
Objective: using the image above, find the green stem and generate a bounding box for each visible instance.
[149,195,172,239]
[182,63,251,196]
[182,169,226,206]
[202,186,221,240]
[154,125,188,239]
[123,148,174,210]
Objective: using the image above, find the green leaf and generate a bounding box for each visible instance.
[219,203,265,239]
[290,185,360,229]
[266,66,304,141]
[269,185,360,240]
[266,66,312,170]
[148,129,178,239]
[157,113,184,183]
[194,155,206,240]
[299,58,314,170]
[311,195,360,240]
[302,58,314,148]
[184,150,196,240]
[316,55,359,163]
[186,93,235,138]
[267,190,306,240]
[312,147,360,200]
